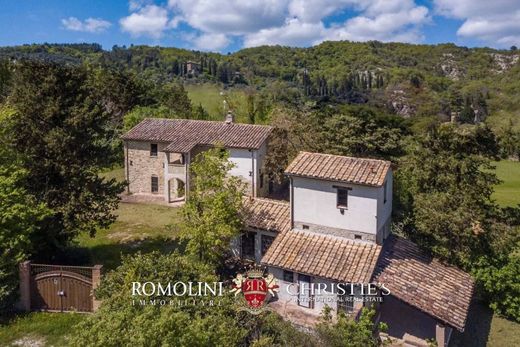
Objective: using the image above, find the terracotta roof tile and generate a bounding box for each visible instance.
[285,151,391,187]
[262,229,382,283]
[122,118,272,153]
[243,198,290,233]
[372,235,474,331]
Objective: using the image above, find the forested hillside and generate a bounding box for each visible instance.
[1,41,519,131]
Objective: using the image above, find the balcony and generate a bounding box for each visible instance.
[168,163,186,176]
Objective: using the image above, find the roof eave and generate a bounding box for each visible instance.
[284,173,385,187]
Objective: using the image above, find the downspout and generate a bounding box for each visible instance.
[290,177,294,229]
[185,152,190,201]
[250,149,255,197]
[124,141,130,193]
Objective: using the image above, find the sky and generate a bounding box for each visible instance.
[0,0,519,52]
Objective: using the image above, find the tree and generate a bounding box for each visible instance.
[88,67,155,125]
[4,61,124,255]
[161,82,192,117]
[316,307,387,347]
[193,103,209,120]
[498,119,520,160]
[0,59,11,101]
[179,147,245,266]
[318,106,406,160]
[395,124,502,266]
[123,105,175,131]
[69,252,248,346]
[0,167,50,310]
[474,240,520,322]
[0,106,51,310]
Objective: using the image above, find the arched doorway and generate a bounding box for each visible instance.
[168,178,185,202]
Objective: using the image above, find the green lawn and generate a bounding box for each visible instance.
[0,312,86,346]
[185,83,251,123]
[493,160,520,207]
[74,202,181,270]
[450,303,520,347]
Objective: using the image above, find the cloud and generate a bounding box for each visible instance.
[325,3,429,43]
[168,0,289,35]
[434,0,520,47]
[244,18,325,47]
[192,33,231,51]
[117,0,431,50]
[61,17,111,33]
[245,0,429,47]
[120,5,170,38]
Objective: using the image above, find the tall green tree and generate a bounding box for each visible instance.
[179,147,245,266]
[161,82,193,118]
[395,124,502,266]
[0,106,51,309]
[4,60,124,255]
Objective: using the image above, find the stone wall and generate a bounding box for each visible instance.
[125,140,167,196]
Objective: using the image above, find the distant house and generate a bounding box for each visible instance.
[241,152,474,347]
[186,61,201,76]
[121,113,272,202]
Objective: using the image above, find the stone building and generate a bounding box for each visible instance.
[121,116,272,202]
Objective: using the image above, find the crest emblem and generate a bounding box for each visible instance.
[230,267,279,314]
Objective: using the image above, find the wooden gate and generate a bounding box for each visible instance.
[19,262,102,313]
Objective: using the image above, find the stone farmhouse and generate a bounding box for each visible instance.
[122,118,474,347]
[121,113,272,202]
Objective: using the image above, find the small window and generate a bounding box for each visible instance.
[151,176,159,193]
[383,181,387,204]
[302,225,309,230]
[259,173,264,189]
[150,143,158,157]
[338,294,355,315]
[354,234,362,240]
[261,235,275,255]
[283,270,294,283]
[241,232,255,259]
[337,188,349,209]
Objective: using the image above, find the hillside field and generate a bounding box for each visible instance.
[493,160,520,207]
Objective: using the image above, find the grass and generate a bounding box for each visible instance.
[492,160,520,207]
[73,202,181,270]
[450,303,520,347]
[0,312,86,346]
[185,83,251,123]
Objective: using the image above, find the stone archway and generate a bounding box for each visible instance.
[168,178,185,202]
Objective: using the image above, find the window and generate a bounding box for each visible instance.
[259,173,264,189]
[241,232,255,259]
[150,143,158,157]
[337,188,349,209]
[338,293,355,315]
[283,270,294,283]
[298,274,312,308]
[383,181,387,204]
[302,225,309,230]
[261,235,274,255]
[354,234,362,240]
[151,176,159,193]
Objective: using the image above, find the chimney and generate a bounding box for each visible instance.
[225,110,235,124]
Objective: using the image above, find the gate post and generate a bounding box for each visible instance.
[92,265,103,311]
[19,261,31,311]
